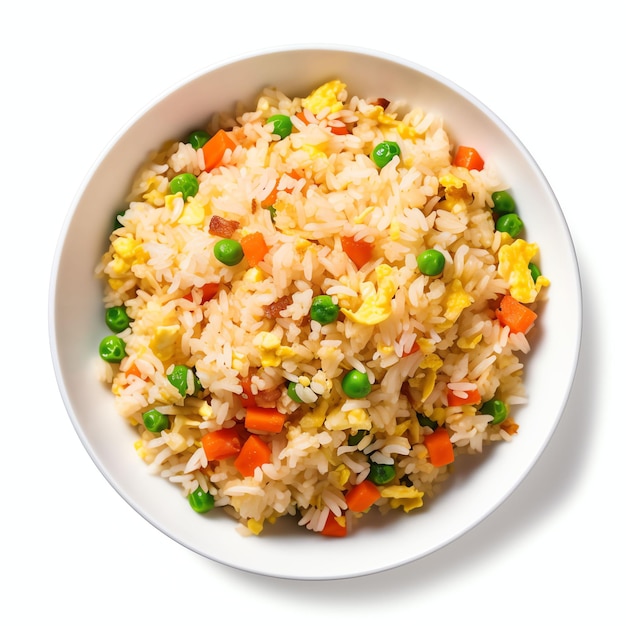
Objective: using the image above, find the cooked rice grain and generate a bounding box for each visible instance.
[97,80,548,537]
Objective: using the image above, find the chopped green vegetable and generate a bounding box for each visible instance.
[98,335,126,363]
[105,306,131,332]
[368,462,396,485]
[370,141,400,168]
[528,262,542,282]
[113,208,126,230]
[342,369,371,399]
[416,412,438,430]
[347,429,368,446]
[287,381,303,403]
[310,295,340,325]
[213,238,244,266]
[142,408,169,433]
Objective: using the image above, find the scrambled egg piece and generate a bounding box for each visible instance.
[366,106,418,140]
[198,401,213,419]
[231,350,246,372]
[389,218,401,241]
[439,173,465,191]
[300,143,328,160]
[417,354,443,402]
[438,174,471,213]
[178,197,206,226]
[243,267,265,283]
[380,485,424,512]
[457,333,483,350]
[498,239,550,303]
[142,175,167,206]
[329,464,351,489]
[149,324,180,361]
[301,80,346,114]
[325,407,372,432]
[435,279,474,331]
[110,235,147,274]
[341,264,397,326]
[253,331,296,367]
[299,400,329,430]
[134,439,146,459]
[247,519,264,535]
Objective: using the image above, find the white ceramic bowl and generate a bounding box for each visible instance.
[49,44,581,579]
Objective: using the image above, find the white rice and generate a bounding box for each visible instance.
[96,80,549,537]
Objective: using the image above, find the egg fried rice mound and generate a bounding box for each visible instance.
[96,81,549,537]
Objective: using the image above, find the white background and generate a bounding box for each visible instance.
[1,1,621,623]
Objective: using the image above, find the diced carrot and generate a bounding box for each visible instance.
[201,428,242,461]
[240,232,269,266]
[202,129,236,172]
[453,145,484,171]
[402,341,420,357]
[321,514,348,537]
[345,480,381,513]
[124,363,143,380]
[261,183,278,209]
[328,121,349,135]
[495,294,538,334]
[245,406,285,434]
[340,235,374,269]
[447,387,482,407]
[423,428,455,467]
[296,110,312,125]
[183,282,220,304]
[234,434,271,477]
[239,375,257,408]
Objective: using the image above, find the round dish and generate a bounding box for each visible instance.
[49,44,581,579]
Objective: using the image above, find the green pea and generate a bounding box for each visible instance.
[167,364,200,397]
[528,262,542,282]
[310,295,340,325]
[341,369,371,399]
[266,205,277,223]
[170,173,200,200]
[417,249,445,276]
[287,381,303,403]
[99,335,126,363]
[496,213,524,238]
[481,398,508,425]
[492,190,517,214]
[347,429,368,446]
[368,462,396,485]
[417,412,438,430]
[213,238,244,266]
[142,408,169,433]
[371,141,400,168]
[188,487,215,513]
[105,306,131,332]
[267,114,293,139]
[187,130,211,149]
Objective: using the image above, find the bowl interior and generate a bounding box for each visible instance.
[50,45,581,579]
